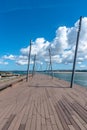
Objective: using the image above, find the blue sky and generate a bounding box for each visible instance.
[0,0,87,70]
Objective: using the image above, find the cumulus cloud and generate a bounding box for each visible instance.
[18,17,87,66]
[16,60,28,65]
[16,55,34,65]
[3,54,16,60]
[51,26,69,53]
[1,17,87,67]
[16,55,28,65]
[20,38,50,56]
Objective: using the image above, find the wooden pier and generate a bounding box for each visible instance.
[0,74,87,130]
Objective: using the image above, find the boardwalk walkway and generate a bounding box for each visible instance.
[0,76,26,91]
[0,74,87,130]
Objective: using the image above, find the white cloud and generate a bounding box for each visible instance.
[20,38,50,57]
[16,55,34,65]
[77,62,82,65]
[18,55,28,60]
[0,61,8,65]
[52,55,62,63]
[18,18,76,66]
[52,26,69,53]
[16,60,28,65]
[3,54,16,60]
[16,59,34,65]
[1,17,87,68]
[20,47,29,56]
[80,65,86,68]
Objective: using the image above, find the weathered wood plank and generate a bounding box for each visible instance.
[0,74,87,130]
[2,114,15,130]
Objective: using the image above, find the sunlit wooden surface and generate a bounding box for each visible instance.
[0,74,87,130]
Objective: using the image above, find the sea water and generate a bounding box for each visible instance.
[53,72,87,88]
[12,71,87,88]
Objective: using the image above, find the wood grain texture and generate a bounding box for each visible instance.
[0,74,86,130]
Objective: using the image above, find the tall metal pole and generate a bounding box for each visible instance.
[70,16,82,88]
[32,54,36,77]
[26,40,32,82]
[49,48,53,79]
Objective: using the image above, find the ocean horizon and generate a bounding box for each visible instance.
[10,70,87,88]
[0,70,87,88]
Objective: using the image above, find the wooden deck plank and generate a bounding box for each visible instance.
[11,106,27,130]
[55,103,70,130]
[36,96,41,130]
[52,124,58,130]
[0,74,87,130]
[8,89,31,130]
[18,124,26,130]
[44,88,56,130]
[26,99,35,130]
[40,97,46,125]
[2,114,15,130]
[20,97,32,125]
[58,100,71,125]
[70,102,87,123]
[61,97,87,126]
[72,115,86,130]
[8,105,26,130]
[31,96,37,130]
[68,125,76,130]
[61,96,87,130]
[25,118,32,130]
[0,105,15,129]
[48,93,64,130]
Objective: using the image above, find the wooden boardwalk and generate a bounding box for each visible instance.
[0,76,26,91]
[0,74,87,130]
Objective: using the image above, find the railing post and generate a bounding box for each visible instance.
[70,16,82,88]
[49,48,53,79]
[32,54,36,77]
[26,40,32,82]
